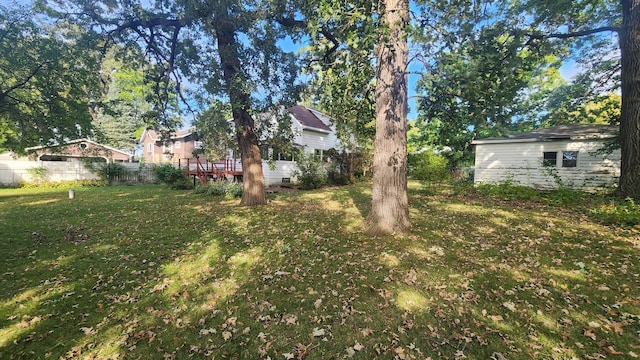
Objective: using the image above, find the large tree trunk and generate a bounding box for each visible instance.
[617,0,640,199]
[214,13,267,206]
[365,0,411,235]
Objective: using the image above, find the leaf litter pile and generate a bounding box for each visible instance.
[0,184,638,359]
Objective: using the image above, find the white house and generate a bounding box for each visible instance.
[261,105,340,185]
[156,105,341,186]
[471,124,620,190]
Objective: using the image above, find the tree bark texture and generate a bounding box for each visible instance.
[213,12,267,206]
[365,0,411,235]
[617,0,640,199]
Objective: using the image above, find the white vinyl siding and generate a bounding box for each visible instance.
[474,140,620,190]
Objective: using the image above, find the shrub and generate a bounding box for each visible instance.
[153,164,183,184]
[153,164,193,189]
[18,180,103,189]
[326,167,350,186]
[408,150,450,184]
[226,182,243,198]
[87,162,127,185]
[473,180,540,201]
[27,166,48,183]
[590,197,640,228]
[194,182,242,198]
[293,153,326,190]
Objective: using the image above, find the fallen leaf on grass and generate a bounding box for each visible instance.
[612,321,624,335]
[312,328,325,337]
[81,327,96,335]
[584,328,597,341]
[587,321,601,328]
[502,302,516,312]
[361,327,373,337]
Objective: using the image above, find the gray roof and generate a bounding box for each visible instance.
[472,124,618,144]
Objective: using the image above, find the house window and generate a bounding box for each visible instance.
[147,143,152,152]
[543,152,557,167]
[282,177,291,184]
[314,149,323,161]
[562,151,578,167]
[175,141,181,149]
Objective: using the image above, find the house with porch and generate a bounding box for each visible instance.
[140,105,340,185]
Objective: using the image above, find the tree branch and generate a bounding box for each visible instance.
[0,60,51,102]
[275,17,340,64]
[528,25,621,40]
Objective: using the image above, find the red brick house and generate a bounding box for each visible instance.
[139,127,201,164]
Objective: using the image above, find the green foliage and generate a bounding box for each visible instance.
[193,101,235,160]
[153,164,183,184]
[408,150,450,184]
[85,162,127,185]
[26,166,48,183]
[16,179,103,189]
[293,152,326,190]
[0,5,100,153]
[194,182,243,198]
[471,180,542,201]
[411,1,622,167]
[153,164,192,189]
[169,175,195,190]
[93,48,158,153]
[590,197,640,228]
[325,148,354,185]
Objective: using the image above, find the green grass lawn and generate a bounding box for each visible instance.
[0,183,638,359]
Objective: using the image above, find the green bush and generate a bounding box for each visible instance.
[153,164,183,184]
[226,182,243,198]
[326,167,350,186]
[85,162,126,185]
[170,176,195,190]
[153,164,193,189]
[293,153,326,190]
[408,150,450,184]
[18,180,103,189]
[194,182,243,198]
[590,197,640,228]
[472,180,541,201]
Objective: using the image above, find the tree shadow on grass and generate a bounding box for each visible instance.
[1,184,638,359]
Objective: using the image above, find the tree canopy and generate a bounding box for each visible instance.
[0,4,101,153]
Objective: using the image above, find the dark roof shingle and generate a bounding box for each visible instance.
[288,105,332,132]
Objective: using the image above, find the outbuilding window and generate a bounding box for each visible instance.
[543,152,557,167]
[562,151,578,167]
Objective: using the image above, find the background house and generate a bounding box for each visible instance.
[260,105,339,184]
[0,139,134,185]
[139,127,200,164]
[142,105,340,186]
[471,124,620,190]
[26,138,132,163]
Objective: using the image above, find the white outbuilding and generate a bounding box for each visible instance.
[471,124,620,190]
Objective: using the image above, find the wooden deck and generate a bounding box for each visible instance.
[178,158,243,185]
